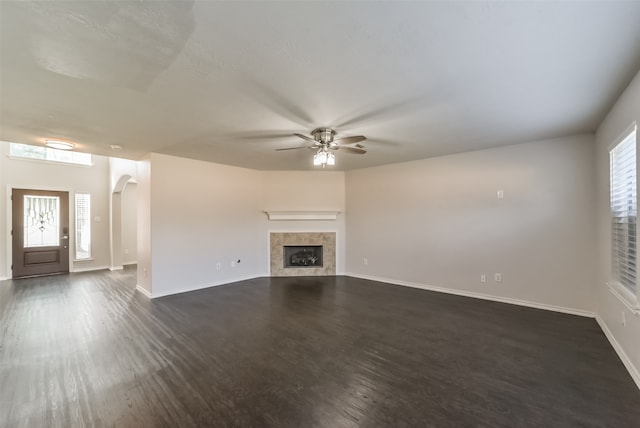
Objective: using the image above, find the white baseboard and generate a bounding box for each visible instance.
[345,272,595,318]
[73,265,109,273]
[135,284,152,298]
[0,276,10,281]
[596,315,640,390]
[124,261,138,266]
[151,275,261,299]
[109,266,124,271]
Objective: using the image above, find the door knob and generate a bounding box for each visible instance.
[61,235,68,240]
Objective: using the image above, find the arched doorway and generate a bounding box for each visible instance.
[110,175,137,270]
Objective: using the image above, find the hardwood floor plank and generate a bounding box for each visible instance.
[1,270,639,427]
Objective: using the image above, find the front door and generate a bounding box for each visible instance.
[12,189,70,278]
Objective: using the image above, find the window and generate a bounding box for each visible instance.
[609,123,638,307]
[24,195,60,247]
[9,142,92,166]
[75,193,91,260]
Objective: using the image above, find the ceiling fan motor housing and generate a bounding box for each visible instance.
[312,127,336,144]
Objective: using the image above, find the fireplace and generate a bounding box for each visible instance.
[284,245,323,268]
[270,232,336,276]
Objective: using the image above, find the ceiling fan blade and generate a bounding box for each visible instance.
[236,76,315,128]
[293,133,317,143]
[227,132,296,141]
[275,146,309,151]
[335,94,433,129]
[332,135,367,145]
[276,144,319,151]
[336,146,367,154]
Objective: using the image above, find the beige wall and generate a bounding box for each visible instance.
[135,156,152,294]
[0,143,7,279]
[260,171,346,273]
[345,135,596,313]
[595,69,640,385]
[142,159,348,297]
[147,153,264,297]
[260,171,345,212]
[0,141,111,278]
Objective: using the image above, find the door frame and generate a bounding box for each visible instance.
[6,184,75,278]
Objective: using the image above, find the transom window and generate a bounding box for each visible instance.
[9,142,92,166]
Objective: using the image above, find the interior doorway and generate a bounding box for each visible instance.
[12,188,70,278]
[110,175,137,270]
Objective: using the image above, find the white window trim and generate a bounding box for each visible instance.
[607,282,640,315]
[608,121,639,312]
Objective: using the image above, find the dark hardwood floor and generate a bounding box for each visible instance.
[1,268,639,427]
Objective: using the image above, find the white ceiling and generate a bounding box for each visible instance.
[2,1,640,171]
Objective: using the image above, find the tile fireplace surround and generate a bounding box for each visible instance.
[270,232,336,276]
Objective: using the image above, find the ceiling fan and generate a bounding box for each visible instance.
[276,127,367,166]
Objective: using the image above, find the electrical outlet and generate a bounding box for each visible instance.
[364,258,368,265]
[494,273,502,282]
[497,190,504,199]
[216,262,221,270]
[124,249,129,255]
[231,261,236,267]
[480,274,486,283]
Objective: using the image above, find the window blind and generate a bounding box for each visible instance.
[610,127,637,295]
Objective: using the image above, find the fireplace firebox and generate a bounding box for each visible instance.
[283,245,323,268]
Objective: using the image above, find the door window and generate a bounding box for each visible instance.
[23,195,60,247]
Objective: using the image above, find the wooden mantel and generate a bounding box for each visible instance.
[264,211,341,221]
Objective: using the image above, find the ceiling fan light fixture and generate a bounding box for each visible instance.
[326,152,335,166]
[313,149,335,167]
[313,150,327,166]
[281,128,366,167]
